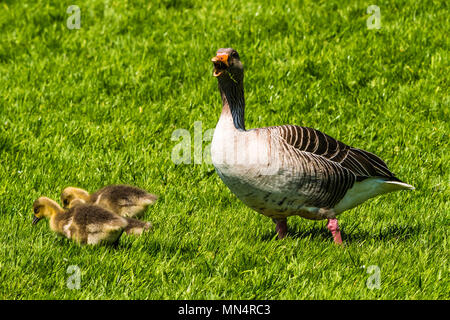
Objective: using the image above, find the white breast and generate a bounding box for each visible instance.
[211,126,282,181]
[211,123,312,218]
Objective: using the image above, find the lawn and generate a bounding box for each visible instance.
[0,0,448,299]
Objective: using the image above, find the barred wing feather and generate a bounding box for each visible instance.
[272,125,399,181]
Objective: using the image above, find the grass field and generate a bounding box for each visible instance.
[0,0,448,299]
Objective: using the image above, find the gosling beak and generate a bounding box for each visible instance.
[32,216,41,225]
[211,53,229,77]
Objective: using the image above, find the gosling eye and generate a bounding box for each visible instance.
[34,207,40,214]
[63,199,69,206]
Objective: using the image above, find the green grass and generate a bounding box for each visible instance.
[0,0,448,299]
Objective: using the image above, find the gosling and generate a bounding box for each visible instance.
[60,198,153,236]
[33,197,129,245]
[61,185,158,218]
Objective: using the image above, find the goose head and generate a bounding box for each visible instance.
[211,48,244,83]
[32,197,63,225]
[61,187,90,209]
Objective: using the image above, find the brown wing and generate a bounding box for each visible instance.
[71,204,127,232]
[273,125,399,181]
[90,185,153,206]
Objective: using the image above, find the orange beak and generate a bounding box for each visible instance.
[211,53,229,66]
[211,53,229,77]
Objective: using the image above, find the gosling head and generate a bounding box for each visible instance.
[61,187,90,209]
[32,197,63,225]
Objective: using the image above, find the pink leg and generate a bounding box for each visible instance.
[274,219,288,239]
[327,218,343,245]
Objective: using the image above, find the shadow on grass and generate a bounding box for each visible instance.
[115,237,199,257]
[260,224,420,243]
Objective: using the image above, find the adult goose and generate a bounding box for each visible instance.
[210,48,414,244]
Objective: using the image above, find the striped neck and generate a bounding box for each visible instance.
[218,77,246,131]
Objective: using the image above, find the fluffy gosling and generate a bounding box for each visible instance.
[33,196,128,245]
[61,185,158,218]
[67,198,152,236]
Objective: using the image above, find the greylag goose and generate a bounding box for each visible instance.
[210,48,414,244]
[61,185,158,218]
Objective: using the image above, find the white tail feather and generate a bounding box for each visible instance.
[383,181,415,191]
[334,178,414,214]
